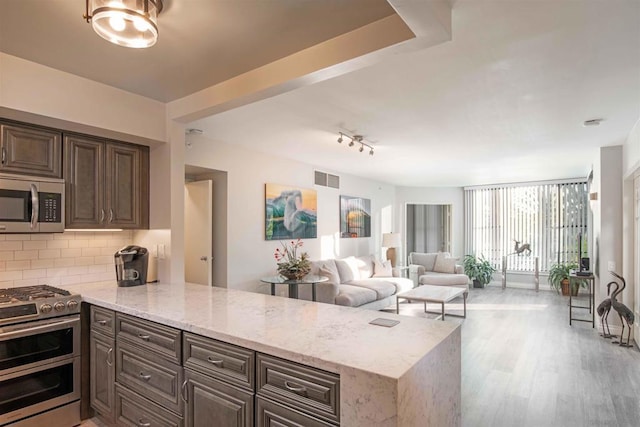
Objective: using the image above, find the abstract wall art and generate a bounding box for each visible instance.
[265,183,317,240]
[340,195,371,238]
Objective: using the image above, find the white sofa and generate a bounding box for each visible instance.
[408,252,470,289]
[298,255,414,310]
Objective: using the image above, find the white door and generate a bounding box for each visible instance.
[185,180,213,285]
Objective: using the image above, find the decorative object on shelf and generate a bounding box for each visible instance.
[610,272,635,348]
[548,262,585,296]
[382,232,401,267]
[84,0,163,48]
[512,240,531,256]
[337,132,374,156]
[274,239,311,280]
[597,281,618,339]
[340,195,371,238]
[265,183,317,240]
[463,254,496,288]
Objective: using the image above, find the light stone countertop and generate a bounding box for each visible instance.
[61,281,458,379]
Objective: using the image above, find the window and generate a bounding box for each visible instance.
[464,180,588,272]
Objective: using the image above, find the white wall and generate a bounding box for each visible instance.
[592,146,624,329]
[395,186,464,263]
[184,136,396,293]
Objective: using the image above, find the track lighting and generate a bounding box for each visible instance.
[336,132,374,156]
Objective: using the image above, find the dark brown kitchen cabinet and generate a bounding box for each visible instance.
[183,368,254,427]
[64,134,149,229]
[90,330,115,422]
[0,121,62,178]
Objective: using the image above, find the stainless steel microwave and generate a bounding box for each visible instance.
[0,173,65,233]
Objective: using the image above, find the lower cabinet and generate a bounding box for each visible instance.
[256,397,334,427]
[183,368,254,427]
[115,384,184,427]
[90,330,115,422]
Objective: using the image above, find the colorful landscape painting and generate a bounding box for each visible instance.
[340,195,371,238]
[265,184,317,240]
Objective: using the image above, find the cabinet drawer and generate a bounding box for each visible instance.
[183,332,254,390]
[256,397,335,427]
[256,354,340,425]
[115,384,184,427]
[91,305,115,337]
[116,339,184,414]
[116,313,181,363]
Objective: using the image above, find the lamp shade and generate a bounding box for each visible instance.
[382,232,401,248]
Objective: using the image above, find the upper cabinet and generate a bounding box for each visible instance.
[0,121,62,178]
[64,134,149,229]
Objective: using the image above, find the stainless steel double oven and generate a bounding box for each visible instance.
[0,286,81,427]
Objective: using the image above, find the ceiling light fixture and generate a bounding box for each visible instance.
[583,118,603,127]
[336,132,374,156]
[84,0,163,48]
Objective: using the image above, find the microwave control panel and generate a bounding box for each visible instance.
[38,192,62,223]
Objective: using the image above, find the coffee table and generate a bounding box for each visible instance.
[396,285,467,321]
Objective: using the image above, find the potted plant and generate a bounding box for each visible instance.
[463,254,496,288]
[548,262,584,296]
[274,239,311,280]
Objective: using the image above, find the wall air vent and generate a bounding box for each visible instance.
[314,170,340,189]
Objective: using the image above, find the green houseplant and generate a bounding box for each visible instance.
[548,262,584,296]
[274,239,311,280]
[463,254,496,288]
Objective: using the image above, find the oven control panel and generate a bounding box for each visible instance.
[0,297,80,326]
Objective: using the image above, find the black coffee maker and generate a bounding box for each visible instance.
[115,246,148,287]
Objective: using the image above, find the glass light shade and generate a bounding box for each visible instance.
[89,0,160,48]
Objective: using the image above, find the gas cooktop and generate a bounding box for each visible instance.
[0,285,81,326]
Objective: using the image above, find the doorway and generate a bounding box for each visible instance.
[184,165,228,287]
[406,204,452,254]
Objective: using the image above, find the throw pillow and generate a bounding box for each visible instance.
[319,262,341,284]
[334,259,354,282]
[373,259,393,277]
[433,255,457,274]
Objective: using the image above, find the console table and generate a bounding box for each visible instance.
[260,275,328,301]
[569,273,595,327]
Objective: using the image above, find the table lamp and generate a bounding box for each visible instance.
[382,232,402,267]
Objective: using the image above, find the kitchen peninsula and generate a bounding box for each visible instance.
[64,281,461,426]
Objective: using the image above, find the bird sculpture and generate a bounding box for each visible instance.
[596,281,618,339]
[610,272,635,348]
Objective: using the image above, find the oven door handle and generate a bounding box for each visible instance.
[0,316,79,340]
[30,183,39,230]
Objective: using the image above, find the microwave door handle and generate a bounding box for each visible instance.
[30,183,39,230]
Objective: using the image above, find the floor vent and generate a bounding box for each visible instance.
[314,170,340,189]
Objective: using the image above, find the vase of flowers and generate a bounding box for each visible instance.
[274,239,311,280]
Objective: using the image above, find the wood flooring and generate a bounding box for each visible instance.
[396,285,640,427]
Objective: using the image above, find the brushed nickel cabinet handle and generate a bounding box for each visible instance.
[138,420,151,427]
[109,208,114,223]
[97,320,107,326]
[1,147,6,164]
[138,333,150,341]
[207,356,223,367]
[139,372,151,381]
[181,380,188,402]
[99,209,105,223]
[284,381,307,394]
[106,348,113,367]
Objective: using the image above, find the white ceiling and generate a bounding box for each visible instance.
[2,1,639,187]
[190,0,640,187]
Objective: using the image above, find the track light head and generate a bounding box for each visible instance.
[337,133,343,143]
[348,140,354,147]
[369,149,374,156]
[359,144,364,152]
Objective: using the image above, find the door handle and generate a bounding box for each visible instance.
[109,208,114,223]
[137,333,150,341]
[1,146,6,164]
[30,183,38,230]
[200,256,208,261]
[106,348,113,367]
[99,209,105,223]
[181,380,188,402]
[139,372,151,381]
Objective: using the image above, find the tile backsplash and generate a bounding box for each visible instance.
[0,231,133,288]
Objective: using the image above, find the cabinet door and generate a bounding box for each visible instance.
[184,369,254,427]
[90,331,115,421]
[64,135,105,228]
[105,142,149,229]
[256,397,334,427]
[0,122,62,177]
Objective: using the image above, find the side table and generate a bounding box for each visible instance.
[260,275,328,301]
[569,273,595,327]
